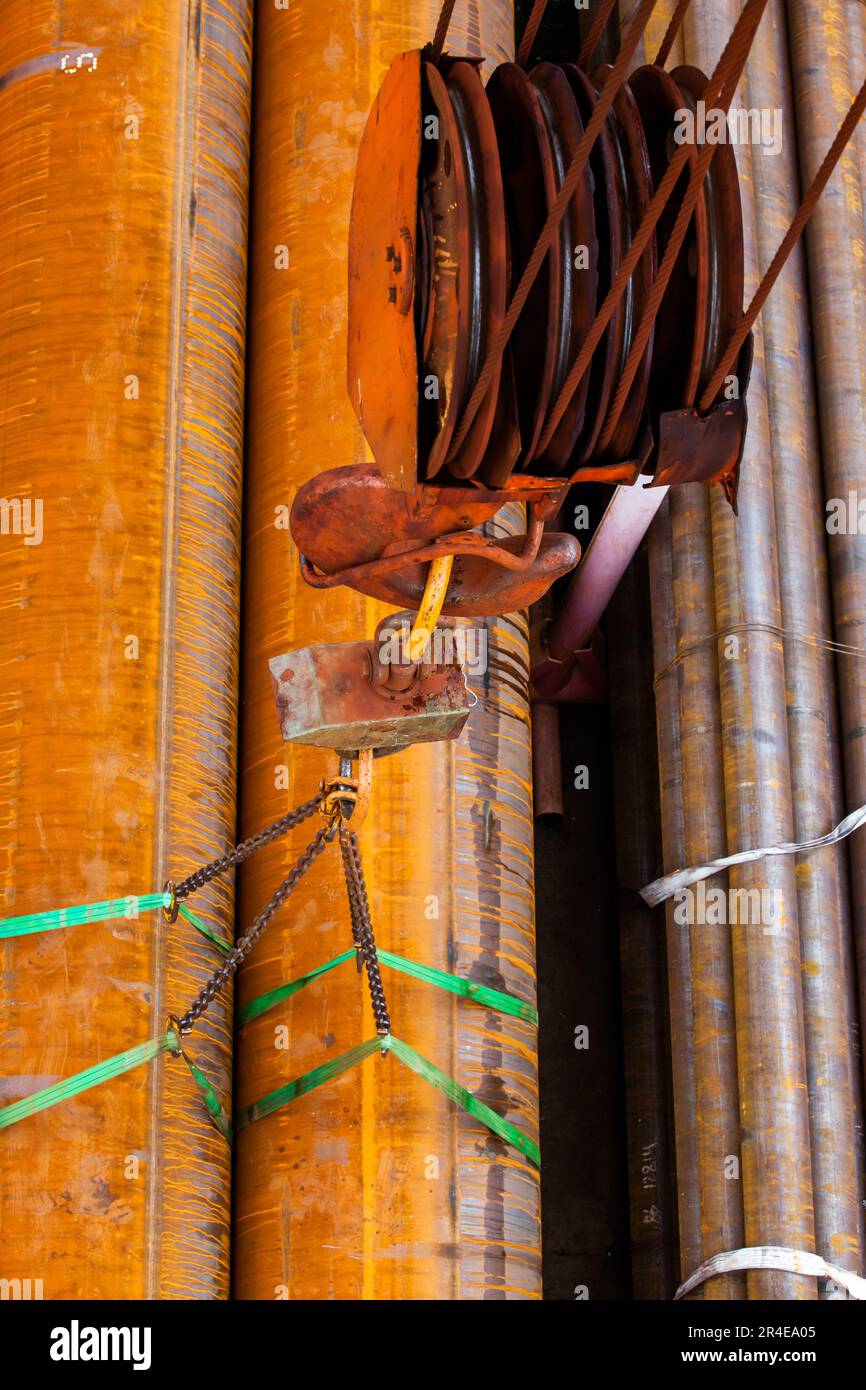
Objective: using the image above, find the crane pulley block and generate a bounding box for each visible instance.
[290,46,752,616]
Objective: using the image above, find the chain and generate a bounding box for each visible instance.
[172,820,337,1035]
[339,825,391,1036]
[169,769,390,1041]
[167,794,323,910]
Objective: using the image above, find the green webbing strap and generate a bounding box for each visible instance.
[386,1035,540,1166]
[236,1034,540,1166]
[236,1037,382,1130]
[0,893,170,940]
[238,949,537,1028]
[377,950,537,1024]
[0,1032,180,1131]
[179,1051,232,1142]
[0,892,232,956]
[177,903,233,956]
[238,950,356,1027]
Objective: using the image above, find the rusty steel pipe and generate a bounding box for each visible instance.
[636,0,713,1296]
[234,0,542,1300]
[745,2,865,1292]
[687,0,816,1299]
[668,483,745,1299]
[787,0,866,1127]
[0,0,251,1297]
[608,547,677,1300]
[532,702,564,818]
[648,497,701,1286]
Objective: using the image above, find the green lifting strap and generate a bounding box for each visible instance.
[0,893,171,940]
[236,1034,540,1166]
[0,909,535,1161]
[0,1032,181,1131]
[0,1030,537,1162]
[236,1038,383,1129]
[178,1051,233,1142]
[238,948,537,1028]
[386,1035,540,1165]
[0,892,232,955]
[0,1031,231,1139]
[177,903,233,956]
[378,950,538,1024]
[239,950,357,1026]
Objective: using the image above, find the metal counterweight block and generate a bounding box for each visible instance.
[269,639,476,753]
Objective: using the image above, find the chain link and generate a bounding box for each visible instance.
[339,825,391,1036]
[170,779,390,1042]
[170,794,323,904]
[173,820,337,1035]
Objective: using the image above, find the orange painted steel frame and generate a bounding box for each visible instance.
[236,0,541,1299]
[0,3,252,1297]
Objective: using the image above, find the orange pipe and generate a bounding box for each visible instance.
[0,2,252,1298]
[234,0,541,1299]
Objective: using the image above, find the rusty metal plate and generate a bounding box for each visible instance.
[629,64,710,418]
[652,334,754,508]
[347,50,421,492]
[529,61,599,474]
[269,643,474,752]
[487,62,561,464]
[291,464,506,575]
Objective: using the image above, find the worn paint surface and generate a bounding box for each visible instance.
[234,0,540,1300]
[0,0,251,1298]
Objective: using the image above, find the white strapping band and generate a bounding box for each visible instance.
[675,1247,866,1300]
[640,803,866,909]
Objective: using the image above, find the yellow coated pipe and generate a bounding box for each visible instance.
[234,0,541,1300]
[0,1,252,1297]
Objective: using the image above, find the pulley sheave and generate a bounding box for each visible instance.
[311,46,754,615]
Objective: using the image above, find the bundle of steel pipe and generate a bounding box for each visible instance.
[0,0,252,1297]
[746,0,864,1290]
[234,0,542,1300]
[640,0,866,1299]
